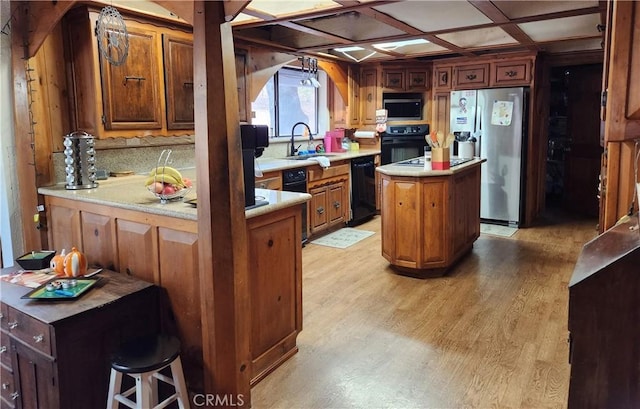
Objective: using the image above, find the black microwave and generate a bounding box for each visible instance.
[383,97,423,121]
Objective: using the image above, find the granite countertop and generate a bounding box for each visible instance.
[376,156,487,177]
[256,149,380,172]
[38,168,310,221]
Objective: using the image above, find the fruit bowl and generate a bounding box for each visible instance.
[147,185,191,203]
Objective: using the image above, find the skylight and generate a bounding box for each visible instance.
[373,38,430,50]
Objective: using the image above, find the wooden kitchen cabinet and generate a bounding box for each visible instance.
[348,65,361,125]
[382,66,430,91]
[235,50,250,124]
[568,214,640,408]
[453,63,490,89]
[255,171,283,190]
[247,205,303,385]
[361,67,379,125]
[432,91,451,136]
[163,34,194,129]
[63,6,193,138]
[307,162,350,236]
[433,65,453,91]
[380,163,481,277]
[490,59,532,87]
[0,270,159,409]
[80,211,117,271]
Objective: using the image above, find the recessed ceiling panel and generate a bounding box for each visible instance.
[386,42,449,56]
[374,1,492,33]
[247,0,340,17]
[519,14,601,42]
[493,1,599,20]
[540,38,603,53]
[235,26,334,49]
[437,26,517,48]
[298,12,407,42]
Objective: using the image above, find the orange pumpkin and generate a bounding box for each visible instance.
[50,249,66,276]
[63,247,88,277]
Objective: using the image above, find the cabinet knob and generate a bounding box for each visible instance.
[466,73,477,81]
[0,346,7,353]
[33,334,44,343]
[0,312,3,319]
[10,391,19,400]
[505,70,517,78]
[317,206,325,214]
[2,382,9,390]
[367,93,372,103]
[333,201,341,209]
[8,321,18,329]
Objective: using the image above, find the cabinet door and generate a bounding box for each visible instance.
[309,186,328,233]
[247,214,298,368]
[11,340,57,409]
[329,80,347,128]
[392,181,419,267]
[157,228,201,382]
[100,25,162,130]
[491,59,531,86]
[382,69,405,90]
[432,92,450,136]
[163,34,194,129]
[406,68,429,90]
[328,182,345,225]
[348,65,360,125]
[433,66,452,90]
[361,68,378,124]
[422,179,447,263]
[47,204,81,254]
[454,63,489,88]
[235,51,249,123]
[117,219,158,283]
[80,211,117,271]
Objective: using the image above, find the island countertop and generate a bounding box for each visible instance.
[376,156,486,177]
[38,168,310,221]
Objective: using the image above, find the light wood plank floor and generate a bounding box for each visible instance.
[251,210,598,409]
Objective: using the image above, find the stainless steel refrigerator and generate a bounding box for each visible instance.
[450,87,527,226]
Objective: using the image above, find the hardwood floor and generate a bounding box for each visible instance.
[251,210,598,408]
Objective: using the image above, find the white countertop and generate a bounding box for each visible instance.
[376,156,486,177]
[38,169,310,221]
[256,149,380,172]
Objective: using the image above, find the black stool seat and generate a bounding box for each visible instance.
[111,334,181,374]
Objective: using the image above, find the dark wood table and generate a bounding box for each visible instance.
[1,269,160,409]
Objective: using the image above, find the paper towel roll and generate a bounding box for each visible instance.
[354,131,376,138]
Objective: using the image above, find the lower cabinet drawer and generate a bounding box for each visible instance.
[6,307,51,356]
[0,365,17,405]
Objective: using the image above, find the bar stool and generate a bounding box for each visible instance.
[106,334,190,409]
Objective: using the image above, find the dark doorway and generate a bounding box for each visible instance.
[546,64,603,217]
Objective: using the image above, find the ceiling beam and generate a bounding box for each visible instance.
[12,0,76,58]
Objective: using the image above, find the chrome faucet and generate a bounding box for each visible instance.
[290,122,312,157]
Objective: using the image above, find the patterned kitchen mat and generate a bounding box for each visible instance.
[310,228,375,249]
[480,223,518,238]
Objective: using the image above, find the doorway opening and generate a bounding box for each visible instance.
[546,64,603,218]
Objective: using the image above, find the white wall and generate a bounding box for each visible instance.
[0,0,23,266]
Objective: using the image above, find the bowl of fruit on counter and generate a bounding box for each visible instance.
[145,165,193,203]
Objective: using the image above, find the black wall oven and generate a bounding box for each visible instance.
[380,124,430,165]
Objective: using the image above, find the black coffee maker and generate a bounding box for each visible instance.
[240,125,269,208]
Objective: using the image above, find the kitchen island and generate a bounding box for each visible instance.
[376,157,486,278]
[38,173,310,390]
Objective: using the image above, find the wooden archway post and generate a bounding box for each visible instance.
[193,1,251,405]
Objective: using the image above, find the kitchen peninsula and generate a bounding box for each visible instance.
[376,157,485,278]
[38,171,310,390]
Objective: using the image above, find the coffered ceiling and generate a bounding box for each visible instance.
[230,0,607,62]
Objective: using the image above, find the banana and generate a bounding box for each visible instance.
[145,174,184,187]
[146,166,185,188]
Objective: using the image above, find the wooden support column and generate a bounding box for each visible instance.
[193,1,251,405]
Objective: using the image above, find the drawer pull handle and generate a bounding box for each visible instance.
[2,382,9,390]
[466,73,477,81]
[0,312,3,319]
[317,206,325,214]
[33,334,44,343]
[333,201,341,209]
[0,346,6,353]
[123,75,146,84]
[505,70,518,77]
[8,321,18,329]
[10,391,19,400]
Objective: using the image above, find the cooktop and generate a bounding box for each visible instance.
[396,157,474,167]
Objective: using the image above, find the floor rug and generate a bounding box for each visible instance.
[480,223,518,238]
[310,228,376,249]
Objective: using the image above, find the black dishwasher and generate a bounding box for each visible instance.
[282,168,308,243]
[348,155,377,226]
